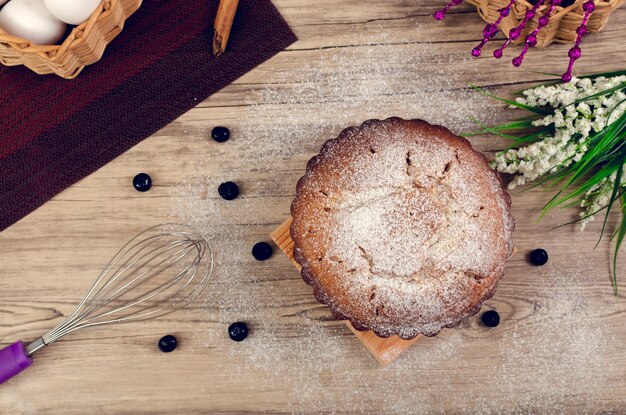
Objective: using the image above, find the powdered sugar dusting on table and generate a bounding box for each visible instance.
[178,253,614,413]
[236,30,494,161]
[167,28,618,414]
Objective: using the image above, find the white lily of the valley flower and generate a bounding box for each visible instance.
[492,75,626,227]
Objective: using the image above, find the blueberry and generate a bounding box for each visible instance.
[133,173,152,192]
[158,335,177,353]
[252,242,273,261]
[228,322,249,342]
[211,126,230,143]
[481,310,500,328]
[529,248,548,266]
[218,181,239,200]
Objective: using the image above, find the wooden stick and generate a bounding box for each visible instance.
[212,0,239,57]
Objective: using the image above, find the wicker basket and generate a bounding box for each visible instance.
[466,0,625,47]
[0,0,142,79]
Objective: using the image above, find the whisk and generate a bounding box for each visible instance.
[0,224,214,385]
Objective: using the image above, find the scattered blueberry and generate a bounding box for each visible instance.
[252,242,273,261]
[211,126,230,143]
[133,173,152,192]
[481,310,500,328]
[228,322,249,342]
[529,248,548,266]
[218,181,240,200]
[158,335,177,353]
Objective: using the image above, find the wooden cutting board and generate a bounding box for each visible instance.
[271,217,419,366]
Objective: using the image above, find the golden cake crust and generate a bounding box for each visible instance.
[290,118,514,339]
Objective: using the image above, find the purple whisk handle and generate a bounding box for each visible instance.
[0,341,32,385]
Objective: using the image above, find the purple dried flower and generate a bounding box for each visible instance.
[483,24,499,38]
[568,46,582,59]
[510,27,522,39]
[576,25,588,36]
[470,0,516,59]
[432,0,465,20]
[562,0,596,82]
[582,0,596,13]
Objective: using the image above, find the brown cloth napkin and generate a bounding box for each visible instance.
[0,0,297,231]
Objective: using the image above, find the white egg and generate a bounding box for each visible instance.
[44,0,101,25]
[0,0,66,45]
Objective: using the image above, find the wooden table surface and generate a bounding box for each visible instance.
[2,1,626,413]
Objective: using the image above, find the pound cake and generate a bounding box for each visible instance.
[290,118,514,339]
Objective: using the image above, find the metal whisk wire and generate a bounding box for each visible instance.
[26,224,214,355]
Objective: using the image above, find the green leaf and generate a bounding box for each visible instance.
[571,82,626,106]
[611,194,626,295]
[470,85,553,115]
[542,162,621,212]
[597,165,623,248]
[488,120,538,132]
[464,119,526,140]
[580,70,626,80]
[554,202,611,228]
[548,130,623,202]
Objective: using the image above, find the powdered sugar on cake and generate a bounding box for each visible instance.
[291,118,514,338]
